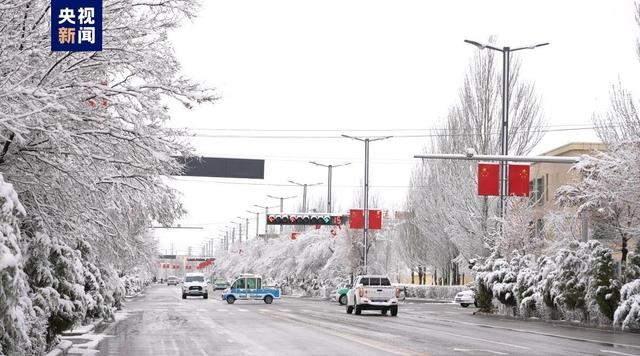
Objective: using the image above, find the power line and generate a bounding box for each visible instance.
[170,123,604,133]
[171,177,416,188]
[178,126,607,140]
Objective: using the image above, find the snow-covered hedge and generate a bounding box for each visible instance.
[474,240,640,329]
[403,285,468,300]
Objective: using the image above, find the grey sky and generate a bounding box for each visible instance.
[155,0,640,255]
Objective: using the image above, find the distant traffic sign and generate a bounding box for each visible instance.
[266,214,345,226]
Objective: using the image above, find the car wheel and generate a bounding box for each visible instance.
[355,305,362,315]
[381,309,388,316]
[264,295,273,304]
[390,305,398,316]
[339,294,347,305]
[226,295,236,304]
[182,294,186,299]
[460,303,469,308]
[346,305,353,314]
[203,294,208,299]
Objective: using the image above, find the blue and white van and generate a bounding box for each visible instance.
[221,274,281,304]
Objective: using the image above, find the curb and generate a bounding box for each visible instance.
[473,311,640,333]
[61,318,103,337]
[45,340,73,356]
[404,298,452,304]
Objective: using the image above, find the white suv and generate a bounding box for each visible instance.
[182,272,208,299]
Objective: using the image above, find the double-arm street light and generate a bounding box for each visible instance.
[309,161,351,213]
[237,216,249,243]
[253,204,279,238]
[342,134,392,275]
[464,39,548,217]
[246,210,260,239]
[266,195,296,234]
[231,220,243,244]
[288,180,322,213]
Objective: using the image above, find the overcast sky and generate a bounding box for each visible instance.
[154,0,640,256]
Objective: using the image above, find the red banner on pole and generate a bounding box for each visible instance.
[508,164,530,197]
[349,209,364,229]
[368,210,382,230]
[478,163,500,196]
[349,209,382,229]
[291,232,300,240]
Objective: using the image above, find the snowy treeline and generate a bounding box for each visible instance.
[214,226,403,297]
[0,0,214,354]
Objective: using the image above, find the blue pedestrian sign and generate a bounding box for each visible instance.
[51,0,102,52]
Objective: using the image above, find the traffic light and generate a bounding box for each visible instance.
[266,214,344,226]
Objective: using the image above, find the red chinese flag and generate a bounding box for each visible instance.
[508,164,530,197]
[478,163,500,196]
[349,209,364,229]
[368,210,382,230]
[291,232,299,240]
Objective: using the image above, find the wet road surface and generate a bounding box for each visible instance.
[79,284,640,356]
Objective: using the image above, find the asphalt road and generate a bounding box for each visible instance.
[83,284,640,356]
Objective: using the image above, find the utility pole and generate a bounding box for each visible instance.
[309,161,351,213]
[464,39,548,217]
[343,134,392,275]
[288,180,322,213]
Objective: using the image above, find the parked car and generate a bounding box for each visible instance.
[222,273,280,304]
[332,283,351,305]
[346,275,400,316]
[167,276,178,286]
[454,290,476,307]
[182,272,208,299]
[213,278,228,290]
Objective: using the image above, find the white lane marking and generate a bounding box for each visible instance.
[441,331,529,350]
[216,309,228,312]
[259,308,270,312]
[197,309,207,312]
[279,309,291,312]
[442,318,640,350]
[454,348,507,355]
[238,309,249,312]
[227,339,235,343]
[600,351,640,356]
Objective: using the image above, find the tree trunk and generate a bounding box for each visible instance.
[411,268,415,284]
[433,269,437,286]
[621,233,629,281]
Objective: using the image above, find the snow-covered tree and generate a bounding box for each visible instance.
[557,145,640,282]
[1,0,216,351]
[0,175,32,355]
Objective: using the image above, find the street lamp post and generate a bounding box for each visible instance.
[288,180,322,213]
[254,204,279,239]
[231,220,242,244]
[464,39,548,217]
[309,161,351,213]
[342,134,392,275]
[267,195,297,234]
[246,210,260,239]
[237,216,249,243]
